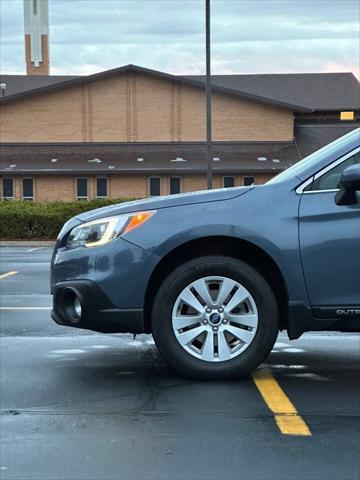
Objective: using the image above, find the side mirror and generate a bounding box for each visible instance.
[335,164,360,205]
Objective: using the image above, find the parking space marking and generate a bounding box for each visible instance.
[27,247,44,252]
[0,307,51,310]
[0,271,18,280]
[252,368,311,436]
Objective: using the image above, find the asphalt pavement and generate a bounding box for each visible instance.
[0,246,359,480]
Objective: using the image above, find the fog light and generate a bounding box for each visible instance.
[62,289,82,324]
[74,297,82,319]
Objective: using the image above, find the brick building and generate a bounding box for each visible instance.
[0,1,359,201]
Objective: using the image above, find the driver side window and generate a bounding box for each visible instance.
[309,151,360,191]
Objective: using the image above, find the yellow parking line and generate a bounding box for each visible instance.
[0,271,18,280]
[252,368,311,436]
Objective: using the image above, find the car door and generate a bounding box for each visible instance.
[298,148,360,315]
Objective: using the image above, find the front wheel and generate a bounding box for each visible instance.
[151,256,279,379]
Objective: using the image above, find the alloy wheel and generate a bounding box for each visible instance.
[171,276,258,362]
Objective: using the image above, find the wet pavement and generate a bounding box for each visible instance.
[0,246,359,480]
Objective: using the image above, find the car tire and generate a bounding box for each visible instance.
[151,256,279,379]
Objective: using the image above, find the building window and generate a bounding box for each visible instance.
[2,178,13,200]
[244,176,255,186]
[223,176,235,188]
[77,177,88,200]
[169,176,181,195]
[96,177,108,198]
[22,178,33,200]
[149,177,161,196]
[340,111,355,121]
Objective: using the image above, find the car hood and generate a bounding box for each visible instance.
[57,186,253,239]
[77,186,253,222]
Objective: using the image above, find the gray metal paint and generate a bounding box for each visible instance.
[52,128,360,334]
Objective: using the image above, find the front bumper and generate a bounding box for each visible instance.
[51,236,161,334]
[52,280,144,333]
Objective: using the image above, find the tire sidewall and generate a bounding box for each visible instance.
[152,256,279,379]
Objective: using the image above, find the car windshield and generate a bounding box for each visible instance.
[266,129,360,185]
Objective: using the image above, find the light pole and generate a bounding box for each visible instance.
[205,0,213,189]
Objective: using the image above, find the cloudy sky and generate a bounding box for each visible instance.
[1,0,359,77]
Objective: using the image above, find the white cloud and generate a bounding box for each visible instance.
[0,0,359,77]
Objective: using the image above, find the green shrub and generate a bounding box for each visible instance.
[0,198,135,240]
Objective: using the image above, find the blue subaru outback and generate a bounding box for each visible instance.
[51,129,360,379]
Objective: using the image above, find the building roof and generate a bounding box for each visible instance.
[2,126,357,175]
[0,75,78,97]
[0,65,310,112]
[1,66,358,111]
[295,124,360,158]
[0,141,299,175]
[186,73,360,111]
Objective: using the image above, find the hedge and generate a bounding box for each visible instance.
[0,198,135,240]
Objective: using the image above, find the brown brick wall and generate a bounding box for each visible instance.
[0,86,83,142]
[89,76,128,142]
[25,34,50,76]
[0,72,294,143]
[109,175,148,198]
[182,174,273,191]
[1,173,276,202]
[179,84,206,140]
[213,93,293,141]
[182,174,208,193]
[135,74,173,141]
[35,175,75,201]
[0,175,74,201]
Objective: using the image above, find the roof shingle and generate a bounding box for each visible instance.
[185,72,360,111]
[1,66,358,111]
[0,142,299,175]
[0,74,79,97]
[295,124,360,158]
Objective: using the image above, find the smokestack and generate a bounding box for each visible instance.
[23,0,50,75]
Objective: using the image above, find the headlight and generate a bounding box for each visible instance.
[66,211,156,249]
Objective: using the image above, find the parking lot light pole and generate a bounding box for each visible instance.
[206,0,213,190]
